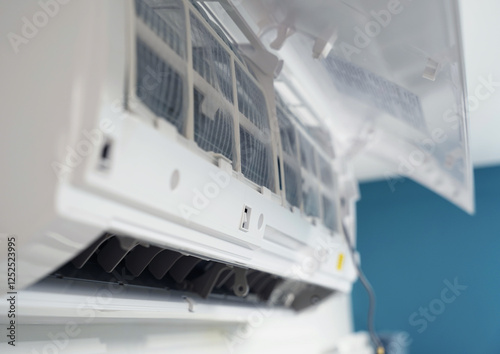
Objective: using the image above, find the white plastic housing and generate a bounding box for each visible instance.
[231,0,474,213]
[0,0,356,299]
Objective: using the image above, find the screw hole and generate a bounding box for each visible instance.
[258,214,264,229]
[170,170,180,190]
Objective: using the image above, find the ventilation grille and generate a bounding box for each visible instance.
[235,65,269,131]
[277,99,301,208]
[318,155,334,188]
[236,63,274,190]
[298,134,320,218]
[283,163,301,208]
[135,0,274,190]
[190,12,234,161]
[193,89,234,160]
[299,134,317,175]
[190,0,244,63]
[275,92,338,230]
[136,37,185,132]
[302,177,320,218]
[51,233,333,311]
[240,127,274,190]
[191,14,233,103]
[318,155,337,231]
[135,0,186,58]
[322,195,337,231]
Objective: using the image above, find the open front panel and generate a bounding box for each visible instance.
[226,0,473,213]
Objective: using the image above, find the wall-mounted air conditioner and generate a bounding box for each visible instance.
[0,0,471,352]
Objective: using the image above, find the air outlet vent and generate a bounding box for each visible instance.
[51,233,333,310]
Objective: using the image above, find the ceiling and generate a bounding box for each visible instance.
[353,0,500,181]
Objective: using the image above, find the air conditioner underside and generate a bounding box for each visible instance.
[49,232,334,311]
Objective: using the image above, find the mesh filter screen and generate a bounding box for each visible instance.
[240,127,274,190]
[322,195,337,231]
[193,89,234,160]
[318,155,334,188]
[136,38,184,132]
[302,175,320,218]
[190,14,233,103]
[135,0,187,58]
[277,99,301,208]
[236,65,270,131]
[236,63,274,190]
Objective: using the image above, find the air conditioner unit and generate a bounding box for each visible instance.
[0,0,472,352]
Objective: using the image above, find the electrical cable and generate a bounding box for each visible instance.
[342,221,385,354]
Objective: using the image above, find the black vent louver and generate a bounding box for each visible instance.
[52,233,333,311]
[61,233,281,300]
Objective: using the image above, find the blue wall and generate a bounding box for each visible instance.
[352,165,500,354]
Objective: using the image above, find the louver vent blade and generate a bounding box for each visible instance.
[53,234,333,309]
